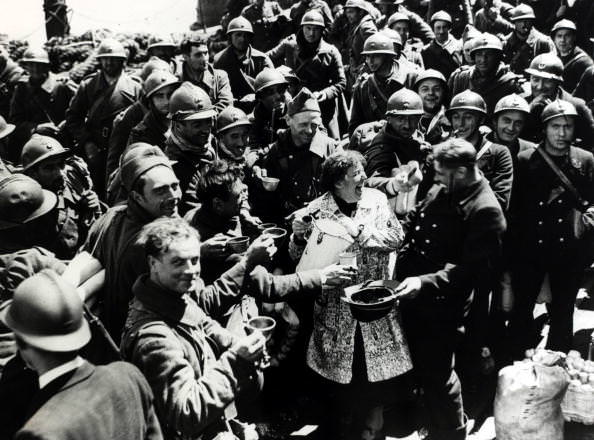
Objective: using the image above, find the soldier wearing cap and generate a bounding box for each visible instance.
[343,0,378,89]
[421,11,463,79]
[349,33,417,135]
[128,71,180,147]
[240,0,286,52]
[146,34,177,67]
[488,93,535,162]
[1,269,163,440]
[426,0,473,38]
[502,3,555,75]
[213,17,273,114]
[267,9,347,139]
[21,135,103,259]
[474,0,514,37]
[551,19,594,93]
[289,0,334,34]
[447,90,513,210]
[449,32,522,113]
[255,87,339,222]
[83,144,181,342]
[9,47,75,158]
[380,28,423,73]
[381,0,435,42]
[523,52,594,146]
[179,32,233,115]
[415,69,451,145]
[386,12,425,69]
[65,38,141,196]
[509,99,594,356]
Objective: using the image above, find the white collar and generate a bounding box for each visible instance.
[38,356,84,389]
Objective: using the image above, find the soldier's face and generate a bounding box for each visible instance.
[494,111,526,144]
[220,125,250,160]
[450,110,482,140]
[177,118,213,146]
[514,19,533,38]
[288,110,322,147]
[417,79,445,113]
[473,49,499,75]
[100,57,124,77]
[302,25,324,44]
[553,29,576,56]
[260,84,286,112]
[30,157,66,192]
[133,166,181,218]
[530,75,558,99]
[23,62,49,85]
[345,8,361,24]
[390,21,409,43]
[185,45,209,72]
[365,54,389,72]
[230,32,251,52]
[150,84,177,116]
[387,114,421,139]
[215,179,245,217]
[544,116,575,152]
[433,21,450,44]
[149,236,202,295]
[378,4,395,15]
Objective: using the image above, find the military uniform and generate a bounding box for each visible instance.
[128,108,169,148]
[474,8,513,36]
[421,36,463,80]
[418,106,451,145]
[559,47,594,95]
[241,0,286,52]
[289,0,334,32]
[502,28,556,75]
[180,63,234,115]
[248,101,289,149]
[0,49,24,120]
[574,66,594,113]
[346,14,378,87]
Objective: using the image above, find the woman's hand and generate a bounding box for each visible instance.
[292,216,312,240]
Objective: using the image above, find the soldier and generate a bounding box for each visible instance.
[474,0,513,37]
[502,3,555,75]
[523,53,594,146]
[395,138,506,440]
[343,0,378,89]
[0,115,15,163]
[574,65,594,114]
[375,0,402,29]
[421,11,463,79]
[248,68,290,149]
[349,33,417,135]
[386,12,425,69]
[289,0,334,33]
[387,1,435,42]
[426,0,473,38]
[65,38,141,196]
[9,48,75,159]
[179,32,233,114]
[0,45,24,121]
[1,269,163,440]
[447,90,513,210]
[146,34,177,68]
[449,32,522,113]
[241,0,286,52]
[128,70,180,147]
[489,93,535,160]
[551,19,594,93]
[21,135,103,260]
[214,16,273,115]
[415,69,451,145]
[267,10,347,139]
[509,100,594,355]
[380,27,423,73]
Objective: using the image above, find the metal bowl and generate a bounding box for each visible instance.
[341,282,399,322]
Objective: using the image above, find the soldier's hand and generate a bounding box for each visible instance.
[245,235,277,267]
[80,190,100,212]
[200,235,229,259]
[395,277,422,299]
[320,264,357,287]
[232,331,266,362]
[83,141,100,163]
[313,90,327,102]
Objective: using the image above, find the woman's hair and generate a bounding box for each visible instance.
[320,150,366,193]
[137,217,200,259]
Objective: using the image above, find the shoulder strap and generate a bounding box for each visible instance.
[476,141,491,160]
[536,147,587,209]
[368,74,390,105]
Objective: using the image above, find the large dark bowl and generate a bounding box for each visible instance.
[341,282,400,322]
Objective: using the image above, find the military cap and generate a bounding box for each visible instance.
[388,12,410,28]
[551,19,577,35]
[510,4,536,21]
[217,106,251,133]
[143,70,180,98]
[430,11,452,25]
[469,33,503,55]
[254,68,288,94]
[361,33,397,57]
[447,90,487,116]
[525,53,564,82]
[301,10,326,27]
[287,87,321,116]
[494,94,530,115]
[414,68,447,90]
[227,16,254,35]
[168,82,216,121]
[386,88,424,116]
[120,144,172,192]
[541,99,577,123]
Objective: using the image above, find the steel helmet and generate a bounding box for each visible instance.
[277,65,300,84]
[254,67,288,94]
[226,16,254,35]
[414,68,447,90]
[0,269,91,352]
[300,10,325,27]
[21,134,71,171]
[541,99,577,123]
[510,4,536,21]
[139,56,171,81]
[525,52,564,82]
[387,12,409,28]
[430,10,452,25]
[96,38,127,59]
[0,115,15,140]
[21,47,50,64]
[344,0,369,12]
[551,19,577,35]
[147,34,177,50]
[386,88,424,116]
[0,174,57,230]
[447,90,487,116]
[168,81,216,121]
[375,0,404,5]
[217,106,251,133]
[143,70,180,98]
[380,28,403,49]
[361,33,397,57]
[469,33,503,56]
[494,93,530,115]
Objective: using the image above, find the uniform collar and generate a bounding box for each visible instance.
[40,73,56,93]
[38,356,84,389]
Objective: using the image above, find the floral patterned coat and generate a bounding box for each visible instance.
[289,188,412,384]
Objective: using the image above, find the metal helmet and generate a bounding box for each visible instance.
[0,174,57,230]
[226,16,254,35]
[139,56,171,81]
[254,67,288,94]
[375,0,404,5]
[21,134,71,171]
[361,33,397,57]
[430,10,452,25]
[0,115,15,140]
[380,28,403,49]
[143,70,180,98]
[469,33,503,56]
[494,93,530,115]
[525,52,564,82]
[21,47,50,64]
[147,34,177,50]
[168,81,216,121]
[551,19,577,35]
[414,68,447,91]
[510,3,536,21]
[386,88,424,116]
[217,106,251,133]
[96,38,127,59]
[541,99,578,124]
[447,90,487,116]
[387,12,409,28]
[0,269,91,352]
[276,65,300,84]
[344,0,369,12]
[301,10,326,27]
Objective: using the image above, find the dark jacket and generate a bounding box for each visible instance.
[289,0,333,32]
[503,28,556,75]
[573,65,594,114]
[241,0,286,52]
[15,361,162,440]
[248,101,288,149]
[128,107,169,148]
[180,63,234,114]
[560,47,594,96]
[473,135,514,211]
[346,14,377,74]
[421,36,463,80]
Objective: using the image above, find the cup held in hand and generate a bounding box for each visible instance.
[226,236,250,254]
[246,316,276,341]
[263,227,287,246]
[262,177,280,191]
